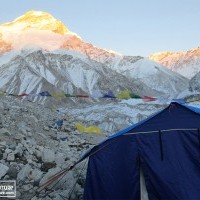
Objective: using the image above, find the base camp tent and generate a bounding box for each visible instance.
[83,102,200,200]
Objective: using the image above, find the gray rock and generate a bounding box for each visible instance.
[0,151,3,160]
[0,163,9,179]
[5,148,12,154]
[6,165,18,179]
[55,152,65,165]
[7,153,15,161]
[41,162,56,172]
[17,164,32,181]
[30,168,43,181]
[42,148,55,163]
[40,167,61,186]
[0,141,6,146]
[3,153,7,160]
[16,191,22,198]
[9,143,16,151]
[15,133,24,140]
[14,144,24,157]
[43,126,50,131]
[0,128,11,136]
[23,184,33,191]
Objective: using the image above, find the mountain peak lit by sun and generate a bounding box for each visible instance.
[0,10,85,52]
[2,10,71,35]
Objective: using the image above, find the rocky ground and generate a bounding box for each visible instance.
[0,96,105,200]
[0,95,170,200]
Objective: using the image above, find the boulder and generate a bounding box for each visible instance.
[17,164,32,181]
[0,163,9,179]
[7,153,15,161]
[41,162,56,172]
[42,148,55,163]
[6,165,18,179]
[55,152,65,165]
[0,128,11,136]
[43,126,50,131]
[30,168,43,181]
[40,167,61,186]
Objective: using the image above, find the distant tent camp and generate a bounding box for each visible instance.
[83,102,200,200]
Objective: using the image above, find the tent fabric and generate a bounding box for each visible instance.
[51,119,63,128]
[84,102,200,200]
[84,136,140,200]
[39,91,52,96]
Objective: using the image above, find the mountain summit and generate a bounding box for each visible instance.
[0,10,78,51]
[2,10,70,35]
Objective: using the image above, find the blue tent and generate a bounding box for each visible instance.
[83,102,200,200]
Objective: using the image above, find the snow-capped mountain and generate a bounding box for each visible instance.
[0,11,189,97]
[0,49,158,97]
[62,36,188,96]
[149,47,200,79]
[115,58,188,96]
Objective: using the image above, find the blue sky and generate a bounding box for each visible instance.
[1,0,200,56]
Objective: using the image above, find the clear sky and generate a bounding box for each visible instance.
[1,0,200,56]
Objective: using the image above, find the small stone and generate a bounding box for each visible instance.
[16,191,21,198]
[55,152,65,165]
[6,165,18,179]
[29,115,38,123]
[43,126,50,131]
[0,141,6,146]
[3,175,10,180]
[23,184,33,191]
[3,153,7,160]
[14,144,24,157]
[27,159,34,164]
[26,127,32,132]
[0,128,11,136]
[30,168,43,181]
[5,148,12,154]
[17,164,32,181]
[7,153,15,161]
[27,132,32,137]
[34,149,42,159]
[21,129,27,135]
[15,133,24,140]
[9,144,16,151]
[42,148,55,163]
[41,162,56,172]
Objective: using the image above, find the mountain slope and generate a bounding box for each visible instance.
[116,58,189,96]
[0,49,158,97]
[149,47,200,79]
[61,33,188,97]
